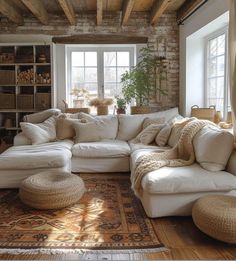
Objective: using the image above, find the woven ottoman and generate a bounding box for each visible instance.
[19,171,85,209]
[192,195,236,243]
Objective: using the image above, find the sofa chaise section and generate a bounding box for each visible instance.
[0,140,73,188]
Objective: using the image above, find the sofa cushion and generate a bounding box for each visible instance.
[117,107,179,141]
[131,124,165,145]
[142,117,165,130]
[56,116,91,140]
[72,139,130,158]
[20,116,57,145]
[155,124,171,146]
[193,125,234,171]
[23,109,61,123]
[140,163,236,194]
[0,140,73,170]
[73,115,118,143]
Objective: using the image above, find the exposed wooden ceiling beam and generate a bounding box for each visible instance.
[57,0,76,25]
[52,34,148,44]
[97,0,103,25]
[21,0,49,25]
[0,0,24,25]
[122,0,135,25]
[150,0,172,25]
[177,0,207,24]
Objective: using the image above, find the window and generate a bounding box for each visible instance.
[67,46,135,111]
[205,28,229,118]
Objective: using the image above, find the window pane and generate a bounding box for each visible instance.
[104,67,116,82]
[217,34,225,55]
[209,58,217,77]
[85,68,97,82]
[72,52,84,66]
[84,83,98,97]
[209,39,217,57]
[217,56,225,76]
[209,78,217,97]
[217,77,224,97]
[104,52,116,66]
[72,67,84,82]
[104,83,118,97]
[117,67,129,82]
[117,52,129,66]
[85,52,97,66]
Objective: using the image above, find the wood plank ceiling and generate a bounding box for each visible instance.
[0,0,204,26]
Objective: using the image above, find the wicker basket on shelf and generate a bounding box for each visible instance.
[131,106,151,115]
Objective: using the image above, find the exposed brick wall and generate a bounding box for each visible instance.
[0,11,179,110]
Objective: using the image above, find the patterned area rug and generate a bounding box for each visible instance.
[0,174,165,255]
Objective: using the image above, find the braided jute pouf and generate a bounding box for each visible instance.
[192,195,236,244]
[19,171,86,209]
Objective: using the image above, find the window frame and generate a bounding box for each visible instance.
[66,45,135,108]
[204,26,229,119]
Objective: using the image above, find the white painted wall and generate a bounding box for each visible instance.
[179,0,230,116]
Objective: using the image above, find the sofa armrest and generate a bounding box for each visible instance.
[14,132,31,146]
[226,150,236,176]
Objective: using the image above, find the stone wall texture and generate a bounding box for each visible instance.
[0,11,179,110]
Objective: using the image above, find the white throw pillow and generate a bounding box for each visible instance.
[20,116,57,145]
[155,124,171,146]
[74,116,118,143]
[131,124,165,145]
[193,125,234,171]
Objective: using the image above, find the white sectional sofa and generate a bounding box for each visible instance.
[0,107,236,218]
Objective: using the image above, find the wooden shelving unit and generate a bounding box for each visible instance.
[0,43,54,137]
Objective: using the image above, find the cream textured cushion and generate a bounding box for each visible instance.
[155,124,171,146]
[131,124,165,145]
[74,115,118,143]
[193,125,234,171]
[20,116,57,145]
[142,117,165,130]
[56,115,90,140]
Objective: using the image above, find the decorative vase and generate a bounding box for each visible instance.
[116,108,126,114]
[131,106,151,115]
[97,105,108,115]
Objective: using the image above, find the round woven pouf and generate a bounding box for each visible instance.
[192,195,236,244]
[19,171,85,210]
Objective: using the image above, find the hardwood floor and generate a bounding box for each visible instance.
[0,216,235,260]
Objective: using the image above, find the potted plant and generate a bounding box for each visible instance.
[89,97,113,115]
[115,96,126,114]
[121,47,167,114]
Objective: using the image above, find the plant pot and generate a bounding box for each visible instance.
[97,105,108,115]
[131,106,151,115]
[116,108,126,114]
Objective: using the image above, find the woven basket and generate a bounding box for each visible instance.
[192,195,236,243]
[191,105,216,122]
[131,106,151,115]
[97,105,108,115]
